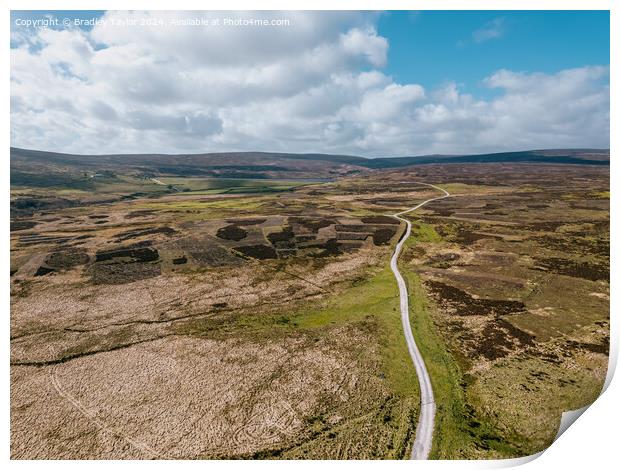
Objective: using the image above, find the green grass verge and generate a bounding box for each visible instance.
[291,267,420,399]
[410,222,442,243]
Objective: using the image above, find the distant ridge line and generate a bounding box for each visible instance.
[10,147,609,174]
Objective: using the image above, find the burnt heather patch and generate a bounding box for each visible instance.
[267,227,295,244]
[10,220,38,231]
[288,217,335,233]
[533,257,609,282]
[95,246,159,263]
[88,262,161,285]
[373,227,397,246]
[34,266,56,277]
[45,249,90,269]
[216,225,248,241]
[361,215,400,225]
[235,244,278,260]
[472,318,535,360]
[308,238,343,257]
[425,280,527,316]
[226,218,266,226]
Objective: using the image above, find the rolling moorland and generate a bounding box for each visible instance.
[10,147,609,459]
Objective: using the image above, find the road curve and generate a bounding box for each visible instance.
[389,183,450,460]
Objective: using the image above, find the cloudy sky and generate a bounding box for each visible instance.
[10,10,610,157]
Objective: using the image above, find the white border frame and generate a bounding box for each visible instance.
[2,2,616,469]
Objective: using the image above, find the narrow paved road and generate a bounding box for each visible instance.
[390,183,450,460]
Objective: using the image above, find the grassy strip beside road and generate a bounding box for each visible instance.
[293,265,421,400]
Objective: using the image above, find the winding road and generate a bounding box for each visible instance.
[389,182,450,460]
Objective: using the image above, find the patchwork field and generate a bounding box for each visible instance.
[10,156,609,459]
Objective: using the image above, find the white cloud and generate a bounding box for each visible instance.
[472,17,505,43]
[339,27,388,67]
[10,11,609,156]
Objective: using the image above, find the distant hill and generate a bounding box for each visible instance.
[10,147,609,188]
[10,148,370,182]
[366,149,610,168]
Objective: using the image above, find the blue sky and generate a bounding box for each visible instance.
[378,11,609,98]
[10,10,610,156]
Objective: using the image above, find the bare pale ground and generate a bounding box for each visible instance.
[12,329,388,459]
[11,247,404,459]
[10,250,380,366]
